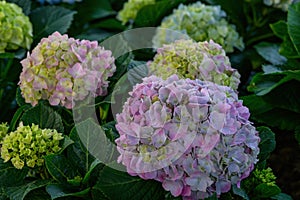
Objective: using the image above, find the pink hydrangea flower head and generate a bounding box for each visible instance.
[116,75,260,199]
[148,39,241,90]
[19,32,116,109]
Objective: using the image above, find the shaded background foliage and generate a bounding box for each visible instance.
[0,0,300,199]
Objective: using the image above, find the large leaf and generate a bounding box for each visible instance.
[270,20,288,40]
[257,127,276,162]
[288,3,300,55]
[254,42,287,66]
[30,6,76,42]
[46,184,90,199]
[69,119,117,169]
[0,159,28,187]
[271,193,293,200]
[20,103,64,133]
[94,166,165,200]
[44,154,80,183]
[253,183,281,198]
[232,185,249,200]
[5,180,51,200]
[134,0,186,27]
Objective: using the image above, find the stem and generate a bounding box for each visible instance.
[246,33,275,46]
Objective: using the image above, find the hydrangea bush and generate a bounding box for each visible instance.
[148,39,241,90]
[153,2,244,53]
[19,31,116,109]
[0,1,33,53]
[116,75,260,199]
[1,122,63,169]
[117,0,155,25]
[263,0,293,11]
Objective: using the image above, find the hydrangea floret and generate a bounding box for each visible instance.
[37,0,82,4]
[1,122,63,169]
[117,0,155,25]
[19,31,116,109]
[263,0,293,11]
[0,1,33,53]
[116,75,260,199]
[148,39,241,90]
[153,2,244,53]
[0,122,9,142]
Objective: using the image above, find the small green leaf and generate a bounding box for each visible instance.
[253,183,281,198]
[135,0,186,27]
[94,166,165,200]
[271,193,293,200]
[20,103,64,133]
[288,3,300,55]
[232,185,249,200]
[30,6,76,43]
[0,159,28,187]
[257,127,276,162]
[270,20,288,40]
[44,154,80,183]
[59,136,74,153]
[254,42,287,66]
[46,184,90,199]
[5,179,51,200]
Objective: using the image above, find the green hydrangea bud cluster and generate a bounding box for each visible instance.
[0,1,33,53]
[153,2,244,53]
[263,0,293,11]
[0,122,9,142]
[1,122,63,169]
[117,0,155,25]
[148,39,241,90]
[253,167,277,186]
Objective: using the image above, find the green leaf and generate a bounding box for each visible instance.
[0,159,28,187]
[16,87,28,107]
[288,3,300,55]
[46,184,90,199]
[271,193,293,200]
[127,60,148,86]
[24,188,51,200]
[6,0,31,15]
[134,0,186,27]
[94,166,165,200]
[69,119,117,169]
[254,42,287,66]
[82,159,101,184]
[270,20,288,40]
[9,104,31,132]
[232,185,249,200]
[59,136,74,153]
[102,121,119,144]
[253,183,281,198]
[257,127,276,162]
[5,180,51,200]
[0,187,8,200]
[20,103,64,133]
[44,154,80,183]
[30,6,76,42]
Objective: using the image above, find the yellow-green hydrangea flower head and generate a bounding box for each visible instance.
[0,122,9,142]
[148,39,241,90]
[1,122,63,169]
[263,0,293,11]
[0,1,33,53]
[253,167,277,186]
[153,2,244,53]
[19,32,116,109]
[117,0,155,25]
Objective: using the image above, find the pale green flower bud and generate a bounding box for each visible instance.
[0,1,33,53]
[1,122,63,169]
[117,0,155,25]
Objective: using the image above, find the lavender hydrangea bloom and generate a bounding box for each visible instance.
[116,75,260,199]
[153,2,244,53]
[19,32,116,109]
[148,39,241,90]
